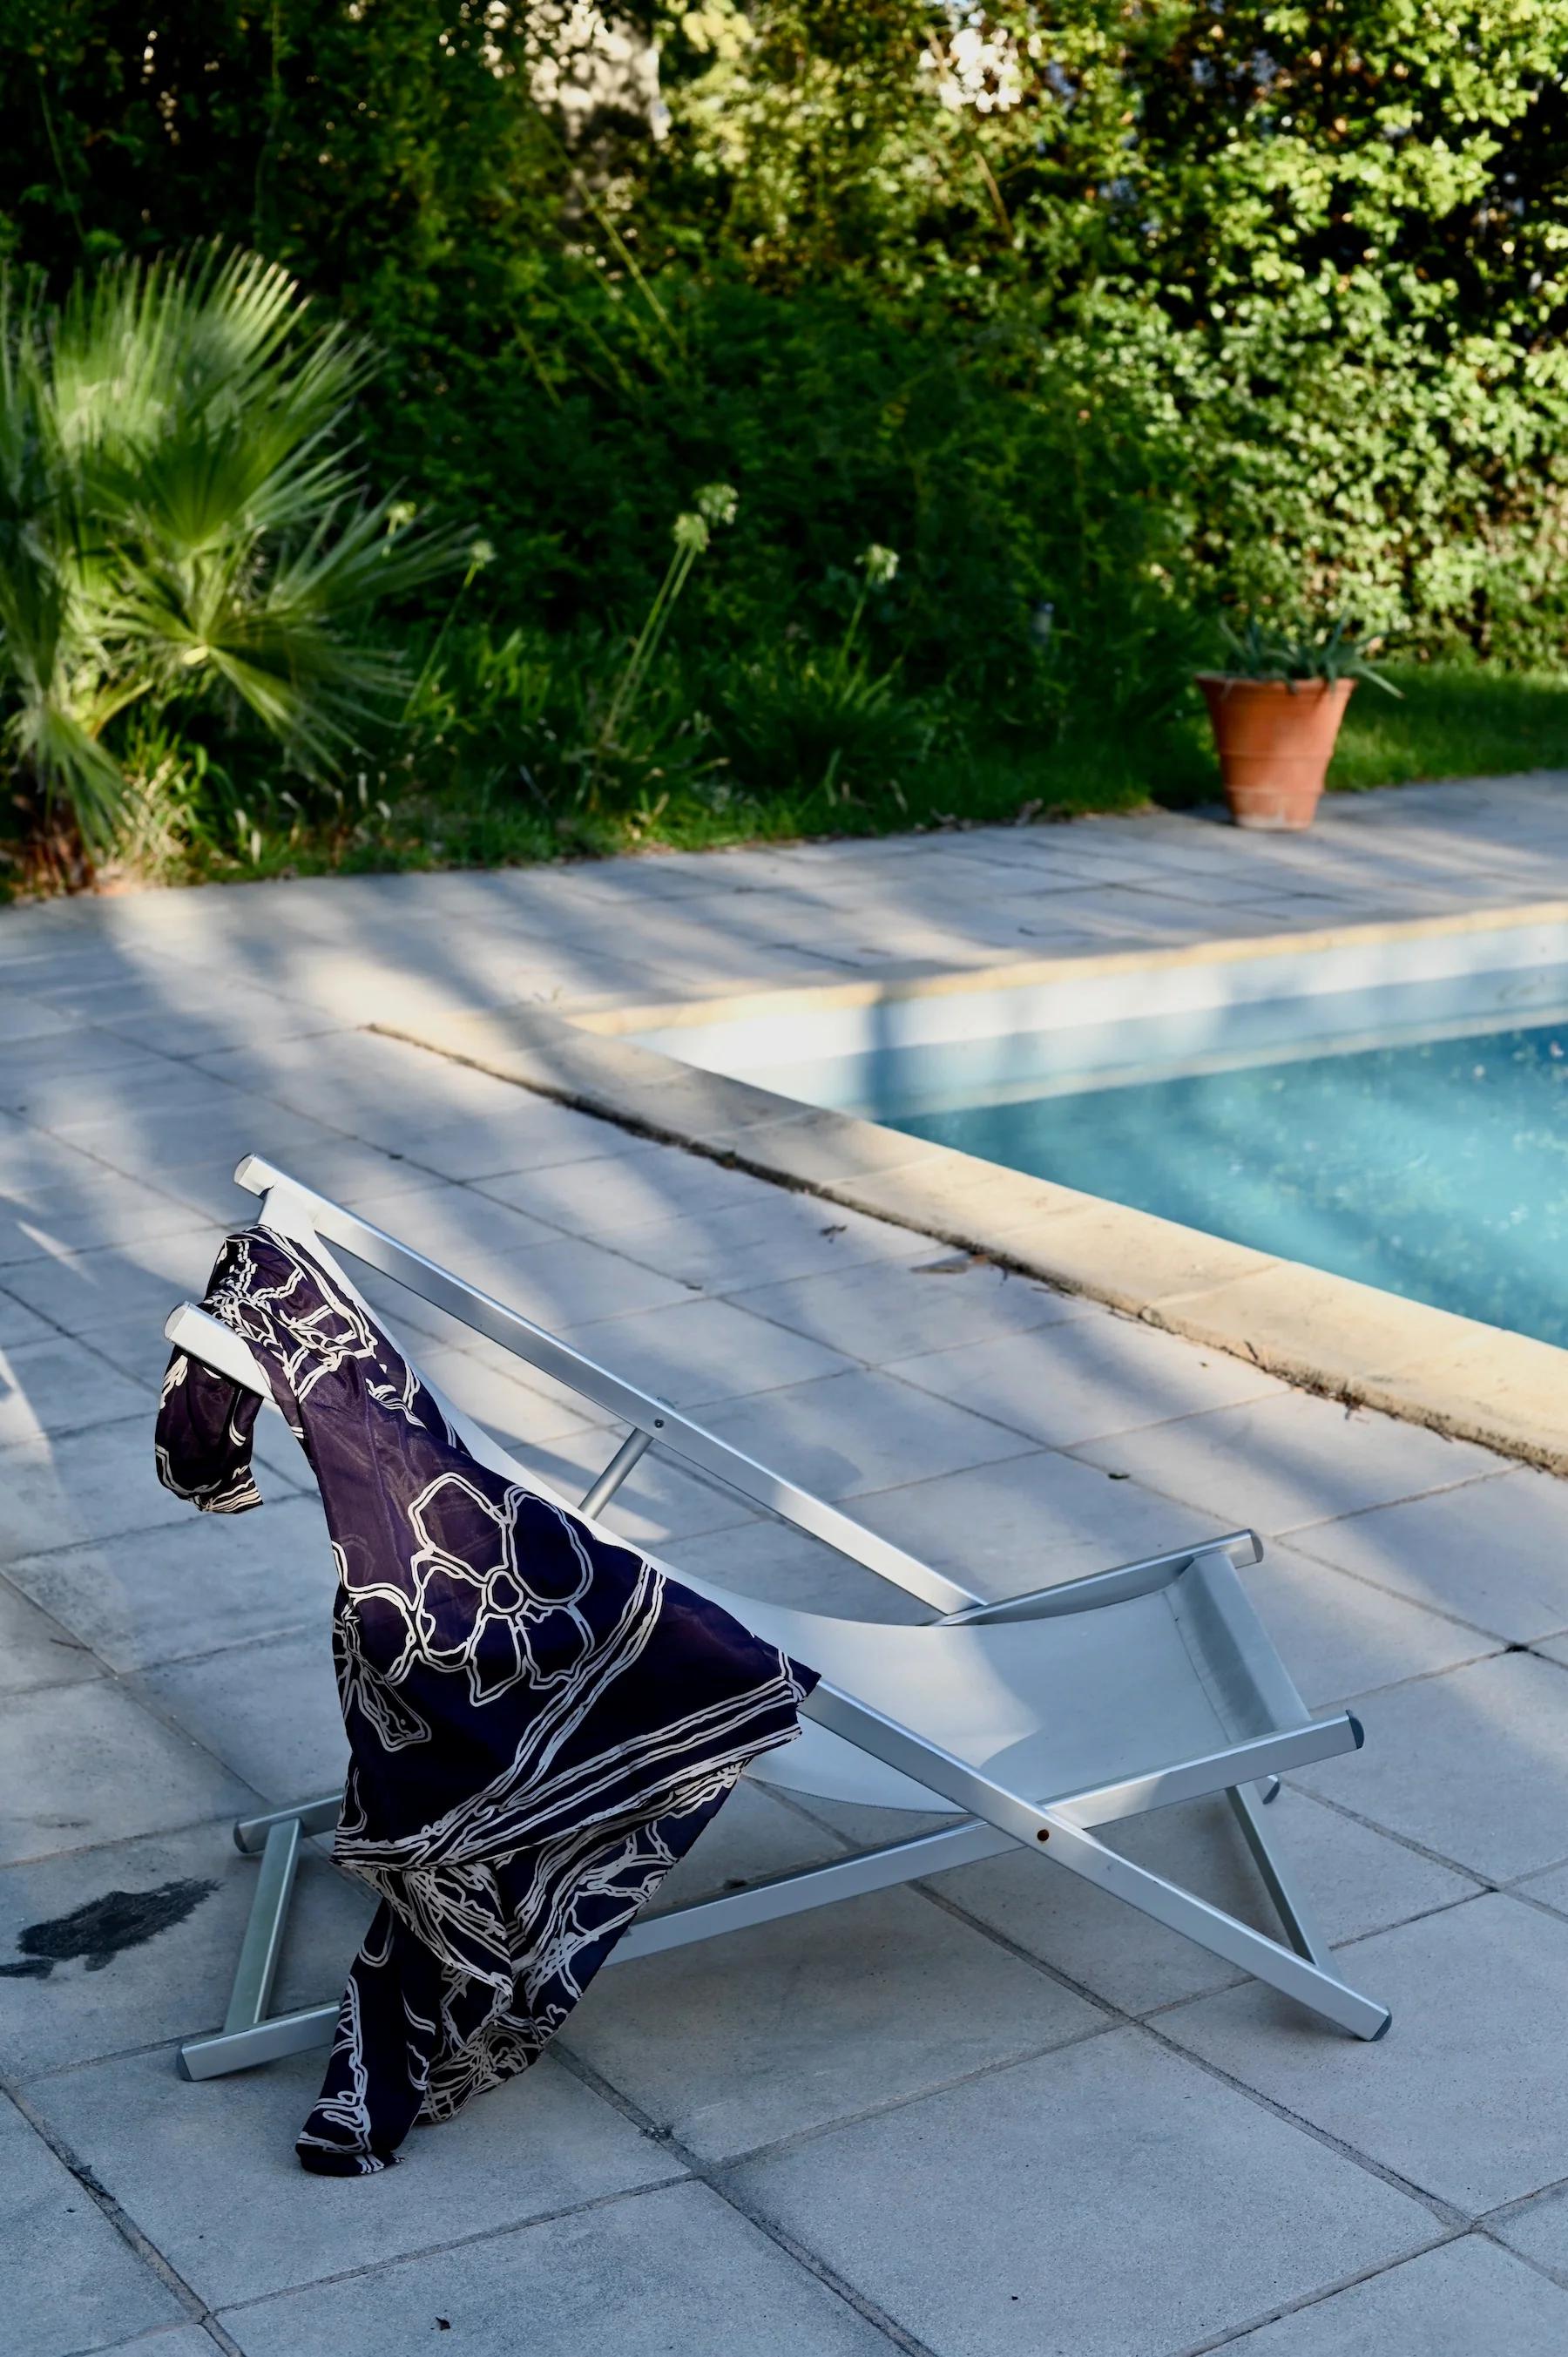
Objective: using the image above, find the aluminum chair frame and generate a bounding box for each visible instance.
[169,1154,1390,2082]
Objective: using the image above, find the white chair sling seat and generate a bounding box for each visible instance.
[166,1156,1391,2082]
[736,1585,1303,1819]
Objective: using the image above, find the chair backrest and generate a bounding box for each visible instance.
[224,1155,983,1617]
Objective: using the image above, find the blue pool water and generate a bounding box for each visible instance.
[882,1017,1568,1347]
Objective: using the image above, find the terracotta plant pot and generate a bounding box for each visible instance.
[1196,674,1355,831]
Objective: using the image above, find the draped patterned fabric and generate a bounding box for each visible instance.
[154,1226,816,2176]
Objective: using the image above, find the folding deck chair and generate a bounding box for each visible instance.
[169,1153,1389,2082]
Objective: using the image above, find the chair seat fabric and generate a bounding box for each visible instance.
[154,1224,816,2177]
[674,1577,1251,1806]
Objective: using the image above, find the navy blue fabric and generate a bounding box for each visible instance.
[155,1225,816,2175]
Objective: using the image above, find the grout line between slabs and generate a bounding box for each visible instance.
[206,2174,691,2320]
[2,2081,247,2357]
[544,2041,940,2357]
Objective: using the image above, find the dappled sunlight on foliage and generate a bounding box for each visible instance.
[2,3,1567,885]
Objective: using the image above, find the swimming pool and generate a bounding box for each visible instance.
[632,912,1568,1350]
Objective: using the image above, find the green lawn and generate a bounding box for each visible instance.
[177,661,1568,889]
[1325,665,1568,793]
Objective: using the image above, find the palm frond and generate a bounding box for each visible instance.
[6,694,132,857]
[0,244,465,857]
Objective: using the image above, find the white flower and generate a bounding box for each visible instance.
[921,14,1025,114]
[695,481,739,527]
[861,543,900,586]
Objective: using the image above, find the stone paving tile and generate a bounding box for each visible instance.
[731,1252,1091,1365]
[1288,1466,1568,1643]
[152,1134,483,1225]
[0,2093,186,2357]
[0,1224,224,1339]
[643,1778,844,1917]
[562,1882,1105,2163]
[1072,1390,1505,1539]
[0,1183,214,1270]
[38,968,308,1026]
[2,995,78,1046]
[0,1120,174,1193]
[848,1448,1235,1600]
[525,1430,763,1549]
[0,1334,158,1447]
[0,1287,55,1345]
[138,1630,348,1809]
[291,1175,564,1266]
[189,1030,460,1114]
[557,1292,860,1409]
[929,1787,1476,2019]
[730,2029,1435,2357]
[149,1151,446,1233]
[97,995,334,1062]
[40,1641,247,1840]
[1295,1652,1568,1881]
[1492,2184,1568,2282]
[27,2047,680,2308]
[1515,1859,1568,1920]
[220,2179,894,2357]
[1,1682,253,1867]
[410,1339,613,1458]
[77,1306,230,1392]
[7,1493,335,1676]
[0,1036,169,1115]
[97,2333,217,2357]
[0,1576,98,1697]
[0,1823,371,2079]
[1239,1540,1501,1709]
[406,1229,700,1331]
[1165,1894,1568,2213]
[1215,2236,1568,2353]
[14,1057,232,1133]
[0,1416,303,1566]
[887,1313,1288,1447]
[608,1196,929,1294]
[478,1141,769,1236]
[672,1514,930,1624]
[48,1099,355,1189]
[355,1107,631,1187]
[693,1367,1037,1504]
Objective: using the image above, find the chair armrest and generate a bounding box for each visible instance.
[937,1532,1261,1626]
[164,1304,271,1399]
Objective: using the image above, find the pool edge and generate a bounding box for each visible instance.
[568,896,1568,1039]
[377,1000,1568,1480]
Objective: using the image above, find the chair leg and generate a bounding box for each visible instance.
[233,1791,341,1854]
[179,1817,1012,2079]
[179,1791,342,2078]
[1039,1809,1391,2039]
[179,1817,333,2080]
[180,1997,340,2080]
[615,1819,1010,1965]
[1227,1781,1332,1969]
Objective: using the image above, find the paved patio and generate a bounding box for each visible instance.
[5,776,1568,2356]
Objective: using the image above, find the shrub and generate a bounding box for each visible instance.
[0,247,458,876]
